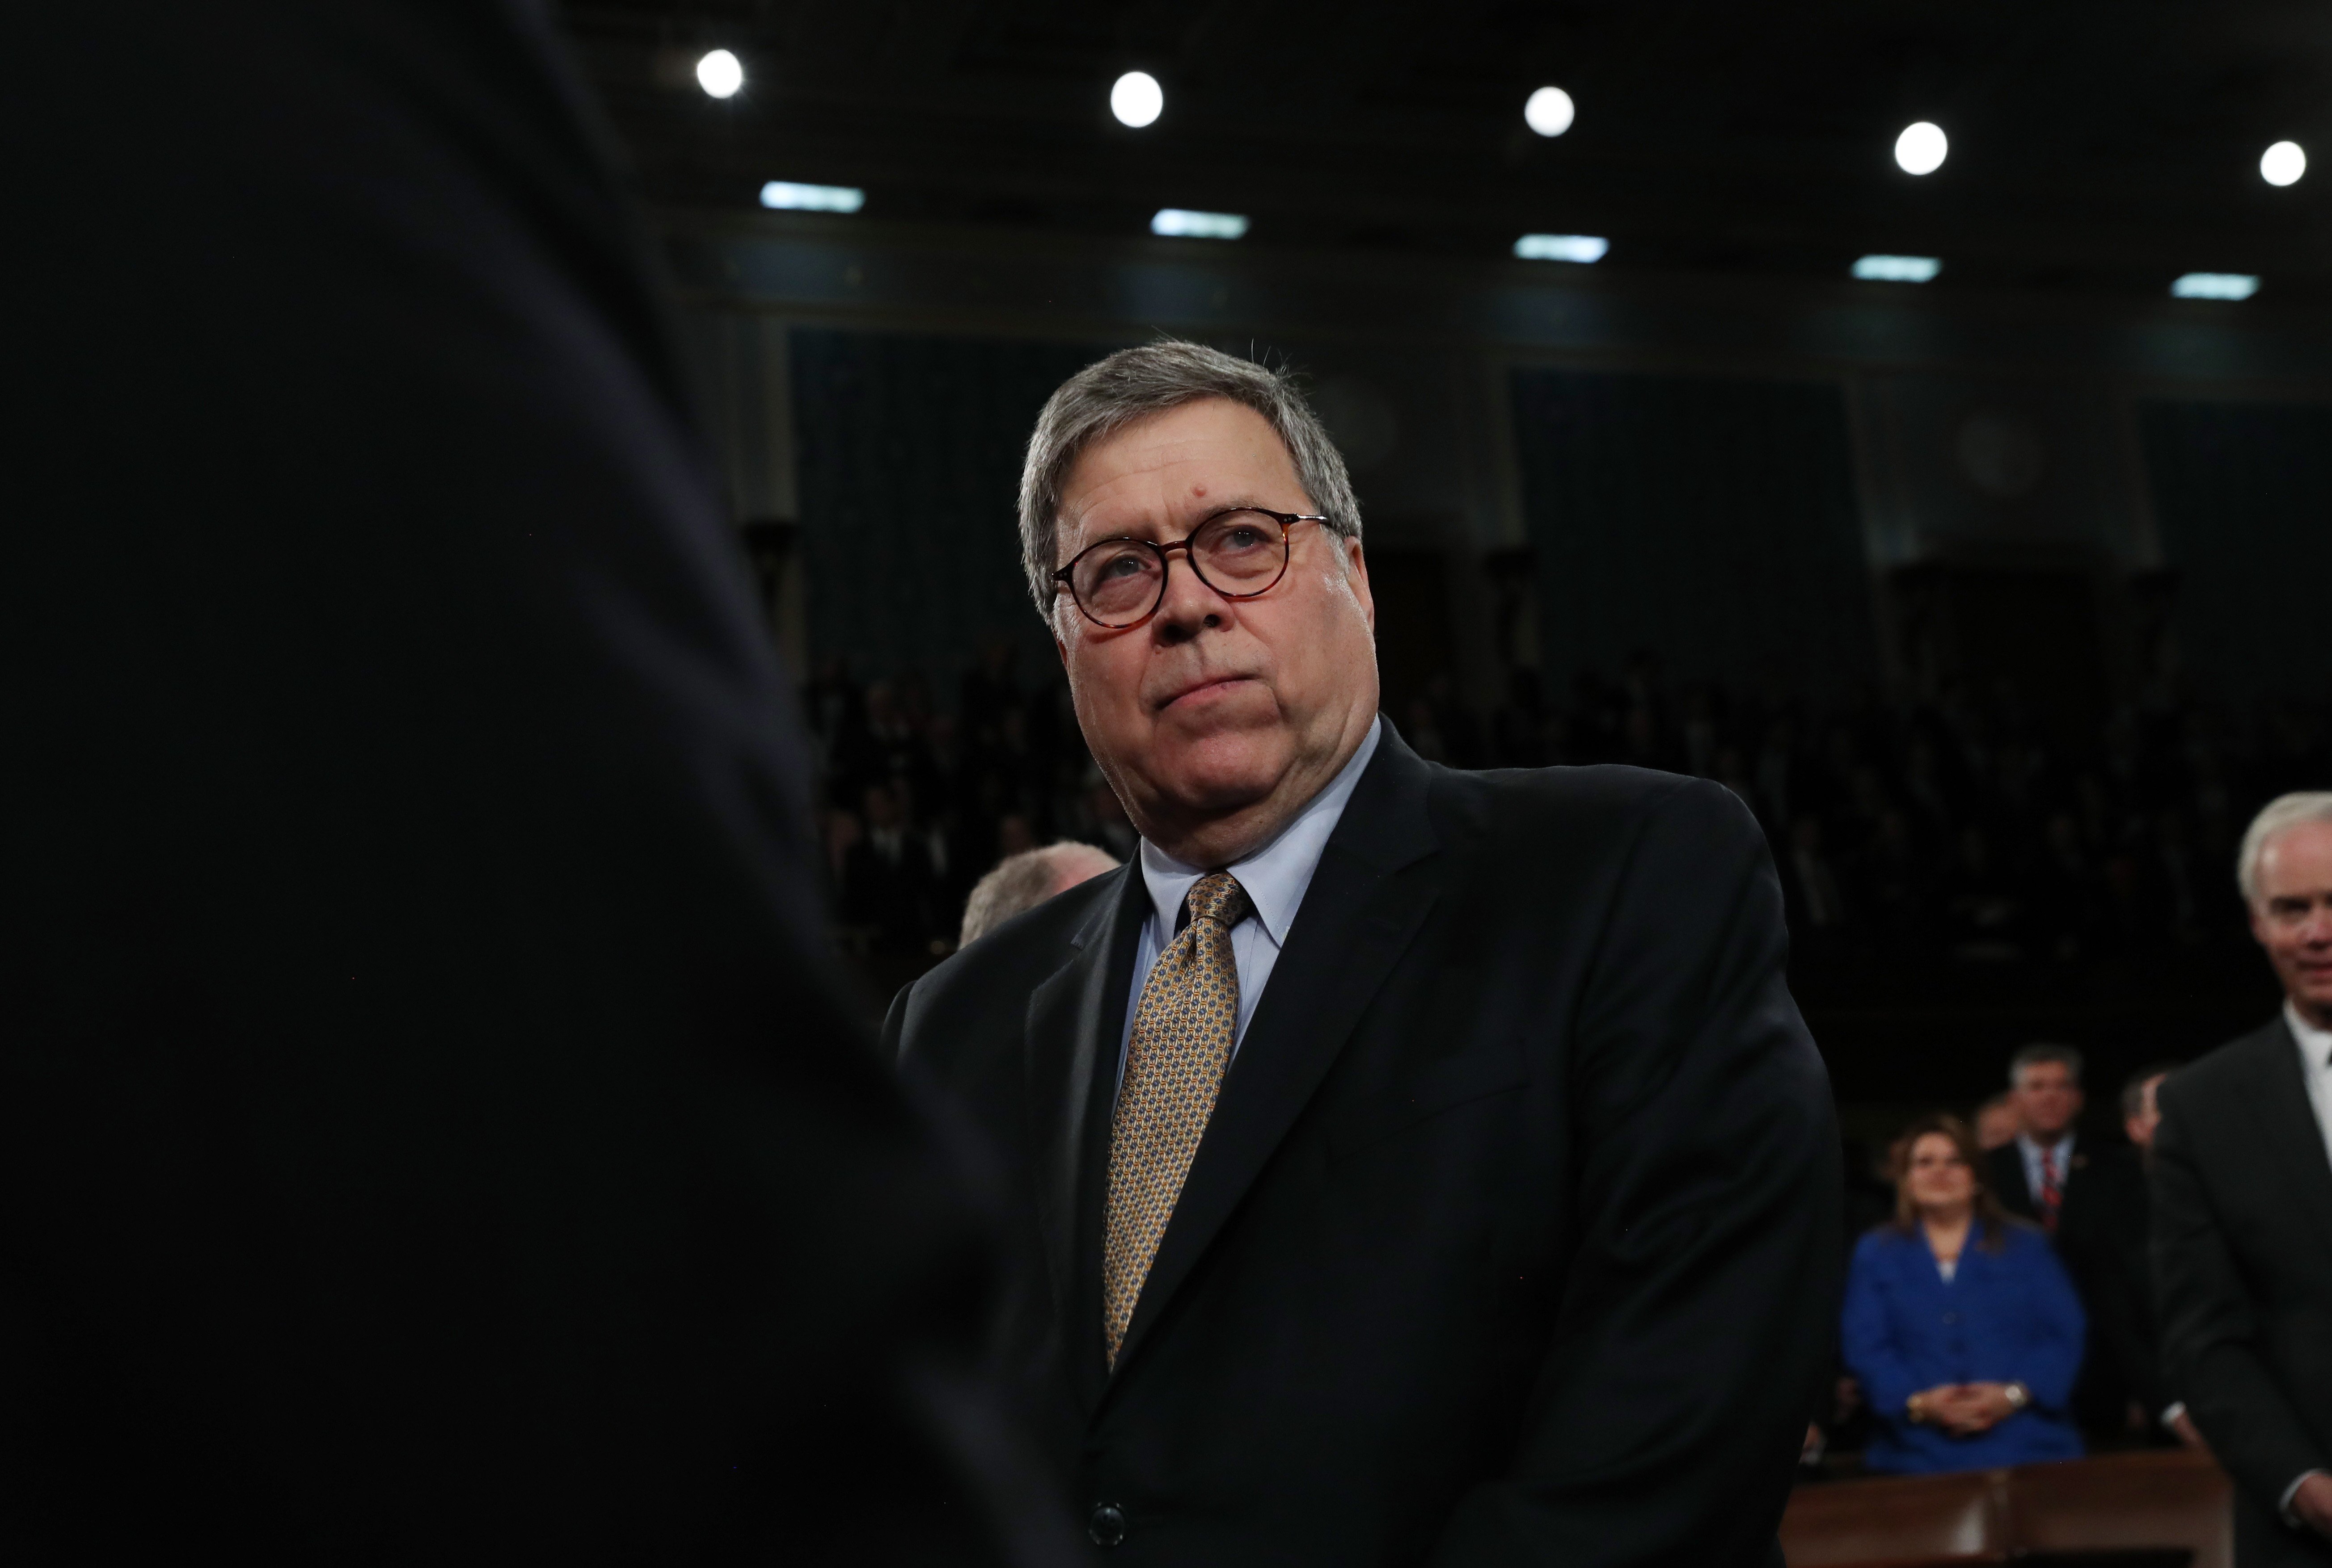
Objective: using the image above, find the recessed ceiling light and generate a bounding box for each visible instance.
[760,182,864,213]
[1152,209,1246,240]
[1515,233,1608,263]
[1111,71,1164,129]
[2261,141,2306,187]
[2171,273,2259,300]
[696,49,744,99]
[1524,87,1576,138]
[1852,254,1942,282]
[1894,122,1948,176]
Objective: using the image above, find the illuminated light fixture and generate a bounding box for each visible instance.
[1152,208,1247,240]
[1852,254,1942,282]
[1514,233,1608,263]
[2261,140,2307,187]
[1111,71,1164,128]
[760,181,865,213]
[1894,121,1948,175]
[696,49,744,99]
[1524,86,1576,138]
[2171,273,2259,300]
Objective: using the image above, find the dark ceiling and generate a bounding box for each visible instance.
[561,0,2332,300]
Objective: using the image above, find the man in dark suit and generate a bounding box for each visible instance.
[1983,1041,2145,1435]
[2084,1062,2206,1450]
[890,341,1841,1564]
[2155,793,2332,1565]
[844,781,943,950]
[8,5,1065,1562]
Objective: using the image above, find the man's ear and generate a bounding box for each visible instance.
[1343,536,1373,632]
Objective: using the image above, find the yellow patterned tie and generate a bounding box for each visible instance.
[1103,870,1253,1369]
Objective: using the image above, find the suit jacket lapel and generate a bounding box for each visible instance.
[2249,1017,2332,1269]
[1108,728,1442,1383]
[1024,863,1147,1414]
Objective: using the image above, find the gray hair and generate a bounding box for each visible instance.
[2236,792,2332,906]
[2008,1041,2084,1087]
[959,842,1121,947]
[1015,340,1363,618]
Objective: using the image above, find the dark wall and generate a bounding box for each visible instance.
[1510,367,1879,695]
[790,328,1106,683]
[2140,399,2332,701]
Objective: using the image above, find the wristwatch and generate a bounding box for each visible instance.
[2002,1382,2030,1411]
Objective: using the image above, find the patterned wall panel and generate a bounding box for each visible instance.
[790,329,1111,684]
[2139,399,2332,699]
[1509,367,1877,695]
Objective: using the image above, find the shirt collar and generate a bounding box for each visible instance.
[1138,716,1383,948]
[2017,1129,2074,1169]
[2287,1001,2332,1072]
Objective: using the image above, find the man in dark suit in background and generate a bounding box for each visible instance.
[891,341,1841,1565]
[1985,1041,2144,1436]
[2087,1062,2204,1450]
[8,5,1064,1562]
[2155,793,2332,1565]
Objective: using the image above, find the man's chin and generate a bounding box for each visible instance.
[1145,733,1293,816]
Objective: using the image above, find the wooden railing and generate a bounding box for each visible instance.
[1780,1449,2231,1568]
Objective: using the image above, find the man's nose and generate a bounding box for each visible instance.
[1152,548,1226,636]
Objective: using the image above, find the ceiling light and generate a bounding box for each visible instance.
[1894,122,1948,176]
[1111,71,1163,128]
[696,49,744,99]
[1152,209,1246,240]
[1852,254,1942,282]
[2171,273,2259,300]
[760,182,865,213]
[2261,141,2306,187]
[1515,233,1608,263]
[1524,86,1576,138]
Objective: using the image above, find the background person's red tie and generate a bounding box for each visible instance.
[2037,1147,2062,1233]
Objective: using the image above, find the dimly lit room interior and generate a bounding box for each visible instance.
[570,12,2326,1087]
[13,2,2329,1562]
[560,4,2332,1558]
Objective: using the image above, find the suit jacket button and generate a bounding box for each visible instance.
[1089,1503,1127,1547]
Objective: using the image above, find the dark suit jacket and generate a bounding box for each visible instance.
[2154,1018,2332,1567]
[8,4,1063,1562]
[890,730,1842,1566]
[2084,1150,2174,1426]
[845,832,942,950]
[1986,1138,2149,1430]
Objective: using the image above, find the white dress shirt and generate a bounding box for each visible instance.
[2015,1130,2074,1209]
[2290,1001,2332,1174]
[1117,717,1382,1082]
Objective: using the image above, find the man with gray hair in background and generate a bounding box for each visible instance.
[961,843,1122,948]
[890,338,1838,1565]
[2154,792,2332,1565]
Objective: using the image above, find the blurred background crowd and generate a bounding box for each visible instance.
[807,645,2329,978]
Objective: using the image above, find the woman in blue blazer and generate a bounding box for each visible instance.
[1842,1113,2087,1474]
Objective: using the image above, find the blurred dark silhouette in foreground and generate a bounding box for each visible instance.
[4,4,1069,1562]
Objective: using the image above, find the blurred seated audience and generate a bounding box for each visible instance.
[1842,1113,2087,1475]
[959,842,1120,947]
[840,782,939,953]
[796,645,2327,968]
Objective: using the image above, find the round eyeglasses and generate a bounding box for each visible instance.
[1052,508,1329,629]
